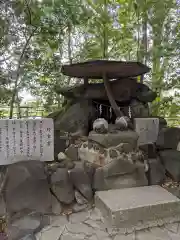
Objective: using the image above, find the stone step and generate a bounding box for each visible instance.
[95,185,180,233]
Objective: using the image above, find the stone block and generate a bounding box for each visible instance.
[95,186,180,232]
[134,118,159,146]
[93,167,147,191]
[88,131,138,148]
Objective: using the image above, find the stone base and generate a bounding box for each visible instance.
[95,186,180,233]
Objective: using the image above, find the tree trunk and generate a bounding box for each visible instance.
[103,0,108,59]
[67,22,72,85]
[9,28,37,119]
[16,96,21,119]
[140,14,148,83]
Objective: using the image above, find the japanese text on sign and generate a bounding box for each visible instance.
[0,118,54,165]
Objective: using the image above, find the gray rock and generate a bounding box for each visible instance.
[37,224,65,240]
[69,210,89,223]
[20,234,36,240]
[93,165,147,191]
[103,157,136,178]
[9,215,41,240]
[83,161,96,183]
[139,144,157,158]
[156,127,180,150]
[105,173,147,190]
[75,190,88,205]
[51,168,74,204]
[72,203,88,213]
[54,100,96,135]
[130,99,149,118]
[51,195,62,215]
[66,222,94,235]
[62,160,75,169]
[65,145,79,161]
[88,130,138,148]
[93,167,107,191]
[11,215,41,229]
[120,143,135,153]
[159,150,180,181]
[5,161,51,215]
[0,195,6,216]
[69,166,93,201]
[148,158,166,185]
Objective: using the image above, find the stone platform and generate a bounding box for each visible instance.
[95,186,180,233]
[35,208,180,240]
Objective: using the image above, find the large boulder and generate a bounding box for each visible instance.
[88,130,138,148]
[51,168,74,204]
[159,150,180,181]
[156,127,180,150]
[5,161,51,215]
[53,100,96,135]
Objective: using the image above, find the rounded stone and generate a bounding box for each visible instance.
[57,152,67,162]
[115,116,130,130]
[93,118,108,134]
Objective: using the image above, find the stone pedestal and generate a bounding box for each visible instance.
[95,186,180,233]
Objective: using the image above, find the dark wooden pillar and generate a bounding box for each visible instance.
[103,74,123,118]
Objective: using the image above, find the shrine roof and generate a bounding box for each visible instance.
[61,60,150,79]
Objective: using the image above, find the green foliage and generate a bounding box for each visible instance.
[0,0,179,118]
